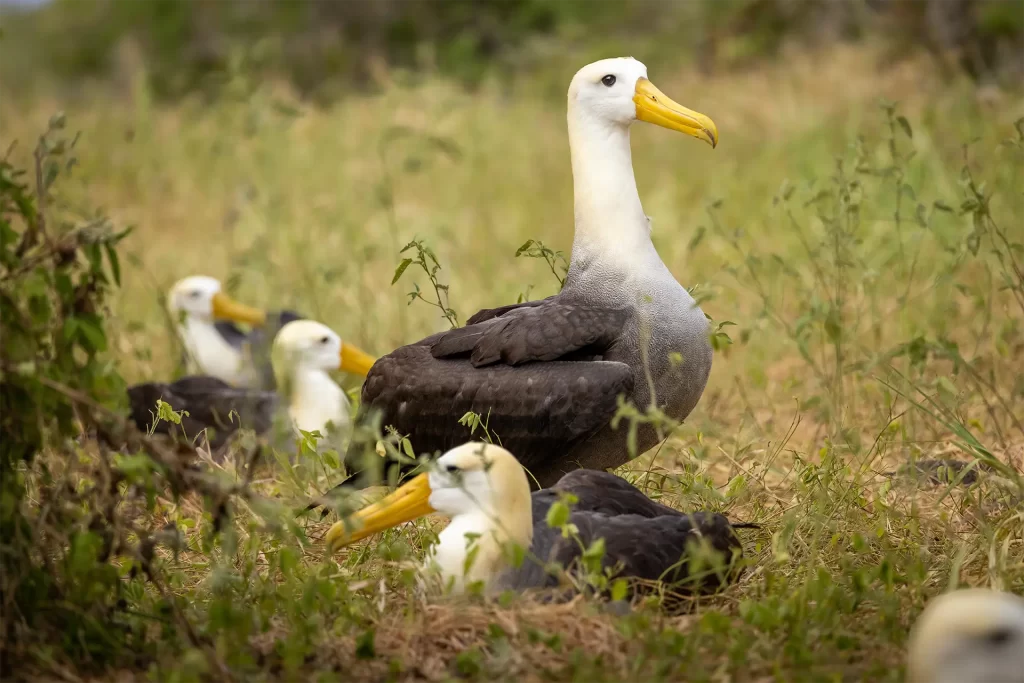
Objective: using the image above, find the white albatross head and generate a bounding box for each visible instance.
[568,57,717,146]
[271,319,376,382]
[270,320,375,438]
[326,443,533,591]
[907,588,1024,683]
[167,275,265,326]
[564,58,718,264]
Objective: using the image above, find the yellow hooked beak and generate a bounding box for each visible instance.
[326,473,434,552]
[634,78,718,148]
[211,291,267,326]
[338,342,376,377]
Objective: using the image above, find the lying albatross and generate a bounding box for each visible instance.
[328,442,747,595]
[167,275,304,389]
[129,319,375,452]
[344,58,718,488]
[907,588,1024,683]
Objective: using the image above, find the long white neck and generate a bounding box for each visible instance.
[286,367,349,437]
[428,509,533,594]
[568,112,654,270]
[178,317,246,385]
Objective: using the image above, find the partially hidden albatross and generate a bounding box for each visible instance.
[128,320,375,453]
[167,275,304,389]
[907,588,1024,683]
[328,443,747,596]
[347,58,718,488]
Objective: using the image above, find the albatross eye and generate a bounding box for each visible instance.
[319,335,331,344]
[985,627,1015,647]
[445,464,460,475]
[601,75,616,87]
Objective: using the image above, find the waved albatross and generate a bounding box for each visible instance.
[167,275,303,389]
[129,319,376,453]
[328,443,747,596]
[907,588,1024,683]
[346,58,718,489]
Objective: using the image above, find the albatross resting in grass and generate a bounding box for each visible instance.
[128,320,375,453]
[167,275,304,389]
[328,443,747,596]
[344,58,719,489]
[907,588,1024,683]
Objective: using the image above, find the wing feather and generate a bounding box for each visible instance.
[431,298,629,368]
[504,491,744,593]
[348,344,632,478]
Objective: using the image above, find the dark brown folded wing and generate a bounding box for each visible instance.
[127,376,277,449]
[502,497,744,593]
[431,300,629,368]
[350,344,632,477]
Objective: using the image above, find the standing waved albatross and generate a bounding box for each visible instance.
[345,58,718,488]
[328,443,746,595]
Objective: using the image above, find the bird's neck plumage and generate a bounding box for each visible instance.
[179,317,245,385]
[567,112,656,274]
[429,504,533,594]
[286,368,349,436]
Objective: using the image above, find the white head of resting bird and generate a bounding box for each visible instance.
[167,275,267,387]
[327,442,746,595]
[271,320,377,439]
[126,319,375,453]
[907,588,1024,683]
[343,57,720,490]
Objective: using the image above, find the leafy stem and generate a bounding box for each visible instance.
[392,238,460,329]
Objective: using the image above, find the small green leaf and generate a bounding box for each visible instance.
[322,450,340,470]
[610,578,629,602]
[896,116,913,139]
[546,501,570,529]
[515,239,536,257]
[104,242,121,286]
[391,258,413,285]
[155,399,186,425]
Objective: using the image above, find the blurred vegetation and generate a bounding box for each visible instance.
[1,0,1021,102]
[0,0,1023,680]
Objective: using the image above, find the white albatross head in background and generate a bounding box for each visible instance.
[271,320,375,440]
[907,588,1024,683]
[167,275,267,386]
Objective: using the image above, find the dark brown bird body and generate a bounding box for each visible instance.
[506,469,745,593]
[127,375,277,451]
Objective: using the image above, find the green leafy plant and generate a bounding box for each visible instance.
[515,238,569,289]
[393,237,460,329]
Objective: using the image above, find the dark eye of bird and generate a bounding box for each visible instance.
[320,335,330,344]
[190,291,201,298]
[985,627,1015,647]
[601,75,616,87]
[445,464,460,475]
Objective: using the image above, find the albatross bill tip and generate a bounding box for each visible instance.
[326,473,435,552]
[633,77,718,148]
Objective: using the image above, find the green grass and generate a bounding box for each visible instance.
[2,44,1022,681]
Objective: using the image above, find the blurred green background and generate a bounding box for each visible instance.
[2,0,1022,102]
